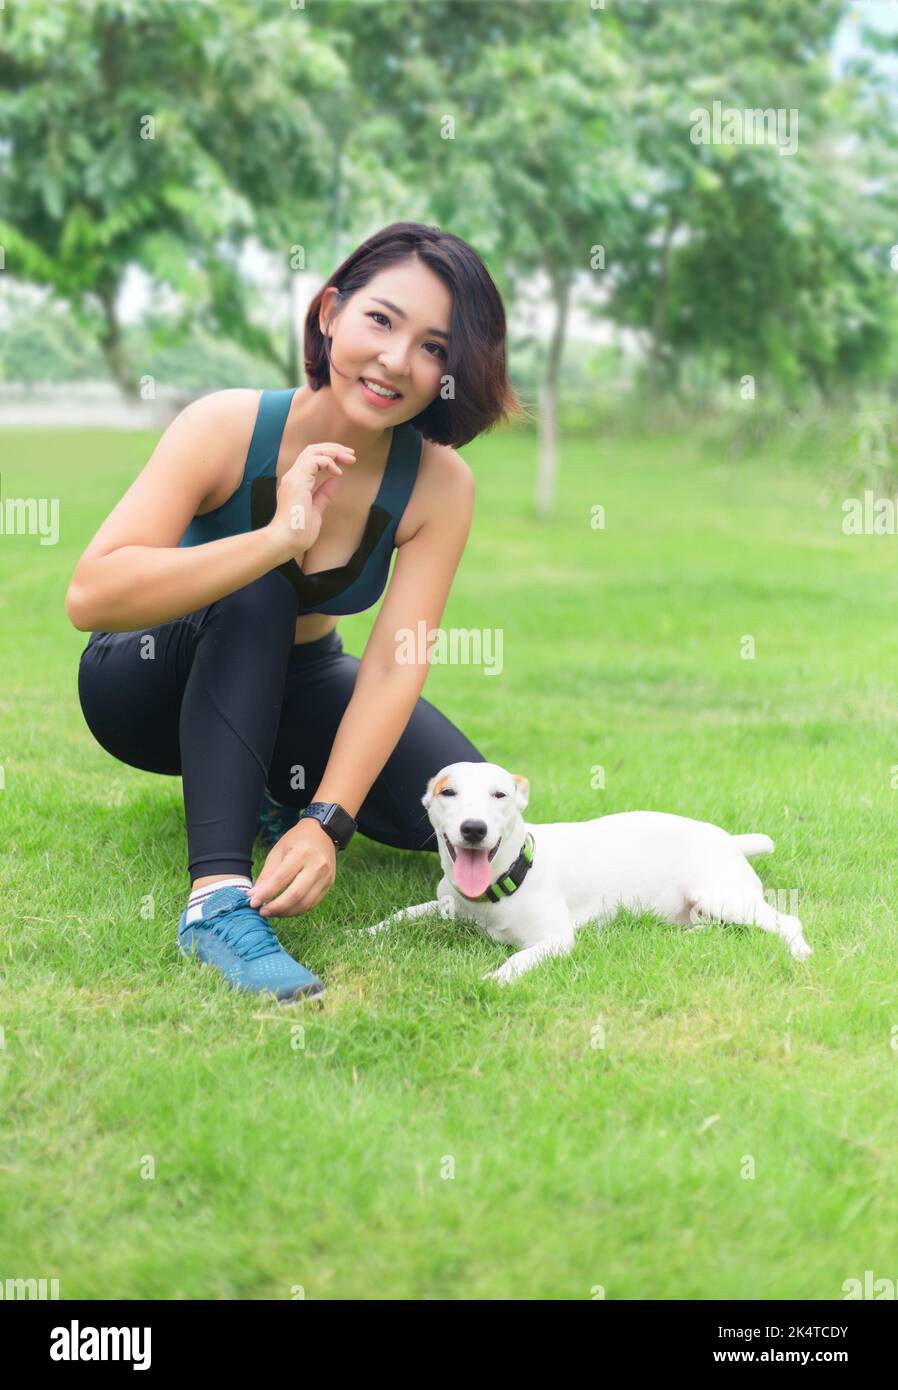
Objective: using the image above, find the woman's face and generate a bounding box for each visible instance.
[321,260,453,425]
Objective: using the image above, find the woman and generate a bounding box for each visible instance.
[69,221,524,1002]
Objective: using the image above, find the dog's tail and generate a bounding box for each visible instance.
[731,833,775,857]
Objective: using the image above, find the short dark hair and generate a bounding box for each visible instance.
[303,221,527,448]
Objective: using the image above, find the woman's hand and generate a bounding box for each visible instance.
[248,816,337,917]
[268,442,356,559]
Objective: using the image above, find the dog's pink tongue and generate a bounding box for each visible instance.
[453,847,492,896]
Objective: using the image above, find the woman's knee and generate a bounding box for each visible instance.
[77,645,182,774]
[207,567,298,635]
[355,799,440,853]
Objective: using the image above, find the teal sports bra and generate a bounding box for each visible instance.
[178,387,423,616]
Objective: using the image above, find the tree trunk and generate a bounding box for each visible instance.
[96,281,137,399]
[536,270,571,520]
[649,209,678,389]
[331,134,345,270]
[286,259,300,387]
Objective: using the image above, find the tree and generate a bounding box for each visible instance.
[351,9,641,517]
[0,0,339,394]
[608,0,896,398]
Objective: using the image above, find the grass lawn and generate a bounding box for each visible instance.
[1,412,896,1299]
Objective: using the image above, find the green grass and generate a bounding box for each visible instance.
[1,415,897,1299]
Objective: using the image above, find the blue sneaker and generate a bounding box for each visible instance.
[177,885,324,1002]
[256,787,300,848]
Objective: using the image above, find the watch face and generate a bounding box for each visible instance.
[304,803,355,848]
[328,807,354,846]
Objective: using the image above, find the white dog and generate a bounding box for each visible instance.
[368,760,812,984]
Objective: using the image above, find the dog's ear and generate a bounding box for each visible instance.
[512,774,530,810]
[423,772,452,809]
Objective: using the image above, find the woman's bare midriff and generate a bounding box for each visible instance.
[196,387,427,648]
[294,612,338,645]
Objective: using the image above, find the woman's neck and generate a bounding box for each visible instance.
[283,383,393,469]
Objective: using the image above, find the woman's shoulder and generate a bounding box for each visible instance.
[186,387,262,421]
[418,436,475,494]
[395,435,475,546]
[190,389,265,515]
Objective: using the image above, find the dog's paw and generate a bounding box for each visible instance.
[482,964,513,986]
[789,938,813,961]
[367,920,390,936]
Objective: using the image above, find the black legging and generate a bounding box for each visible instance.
[76,567,487,881]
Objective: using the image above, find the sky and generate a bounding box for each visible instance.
[833,1,898,75]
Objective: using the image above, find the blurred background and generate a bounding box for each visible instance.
[2,0,896,507]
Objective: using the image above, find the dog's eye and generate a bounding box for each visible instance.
[439,788,457,797]
[492,791,507,799]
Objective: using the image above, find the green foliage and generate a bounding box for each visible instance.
[604,0,898,394]
[0,0,895,399]
[0,0,332,390]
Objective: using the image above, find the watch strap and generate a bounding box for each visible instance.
[298,801,357,851]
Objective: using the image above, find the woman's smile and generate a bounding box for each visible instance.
[359,376,404,407]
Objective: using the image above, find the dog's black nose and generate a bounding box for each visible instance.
[459,819,488,843]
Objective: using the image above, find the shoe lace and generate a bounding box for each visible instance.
[205,897,282,961]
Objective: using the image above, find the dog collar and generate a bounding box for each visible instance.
[453,831,535,903]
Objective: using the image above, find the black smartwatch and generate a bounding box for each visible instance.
[298,801,357,852]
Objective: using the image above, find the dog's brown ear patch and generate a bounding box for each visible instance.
[512,774,529,796]
[422,773,448,806]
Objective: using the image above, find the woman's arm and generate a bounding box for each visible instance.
[68,528,295,634]
[249,454,476,917]
[65,390,296,632]
[313,462,476,814]
[67,390,351,633]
